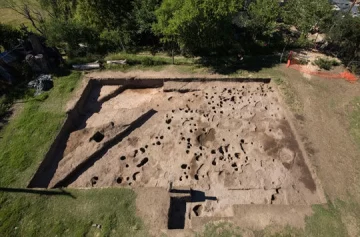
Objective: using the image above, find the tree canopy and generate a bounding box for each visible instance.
[247,0,281,38]
[328,14,360,65]
[283,0,333,35]
[2,0,358,68]
[153,0,243,55]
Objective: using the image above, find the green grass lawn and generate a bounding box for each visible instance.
[350,97,360,149]
[0,189,145,237]
[0,7,29,27]
[0,72,80,187]
[0,0,45,32]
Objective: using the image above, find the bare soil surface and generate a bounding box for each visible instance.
[280,66,360,203]
[41,78,326,232]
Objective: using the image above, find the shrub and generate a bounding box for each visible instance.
[298,58,310,65]
[140,57,166,66]
[293,34,313,48]
[314,58,340,70]
[43,19,99,58]
[349,64,360,75]
[331,59,340,67]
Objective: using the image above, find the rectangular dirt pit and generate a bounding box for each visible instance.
[29,78,325,214]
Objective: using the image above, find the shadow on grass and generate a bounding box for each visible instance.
[0,187,76,199]
[198,55,282,74]
[0,109,13,131]
[0,82,33,130]
[0,67,72,129]
[52,66,72,77]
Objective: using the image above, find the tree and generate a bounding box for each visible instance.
[43,19,99,57]
[38,0,77,20]
[153,0,244,56]
[247,0,281,38]
[283,0,333,35]
[233,0,282,52]
[4,0,45,34]
[132,0,161,46]
[327,14,360,66]
[132,0,160,35]
[74,0,135,51]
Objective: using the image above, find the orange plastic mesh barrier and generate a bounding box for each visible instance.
[286,52,358,83]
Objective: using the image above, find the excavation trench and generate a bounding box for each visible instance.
[28,78,325,228]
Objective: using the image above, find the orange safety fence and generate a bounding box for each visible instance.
[286,52,358,83]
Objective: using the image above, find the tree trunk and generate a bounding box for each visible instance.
[172,41,175,65]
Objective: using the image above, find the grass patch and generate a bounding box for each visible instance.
[258,225,303,237]
[196,222,243,237]
[273,76,302,114]
[0,103,65,186]
[0,189,145,236]
[257,201,357,237]
[304,203,348,237]
[0,7,29,28]
[350,97,360,148]
[106,63,168,72]
[105,52,196,66]
[0,71,81,187]
[0,0,43,29]
[274,77,285,86]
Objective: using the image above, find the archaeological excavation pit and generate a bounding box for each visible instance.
[29,78,326,230]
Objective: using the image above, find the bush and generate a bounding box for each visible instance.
[349,64,360,75]
[140,57,166,66]
[43,19,100,58]
[314,58,340,70]
[293,34,313,48]
[298,58,310,65]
